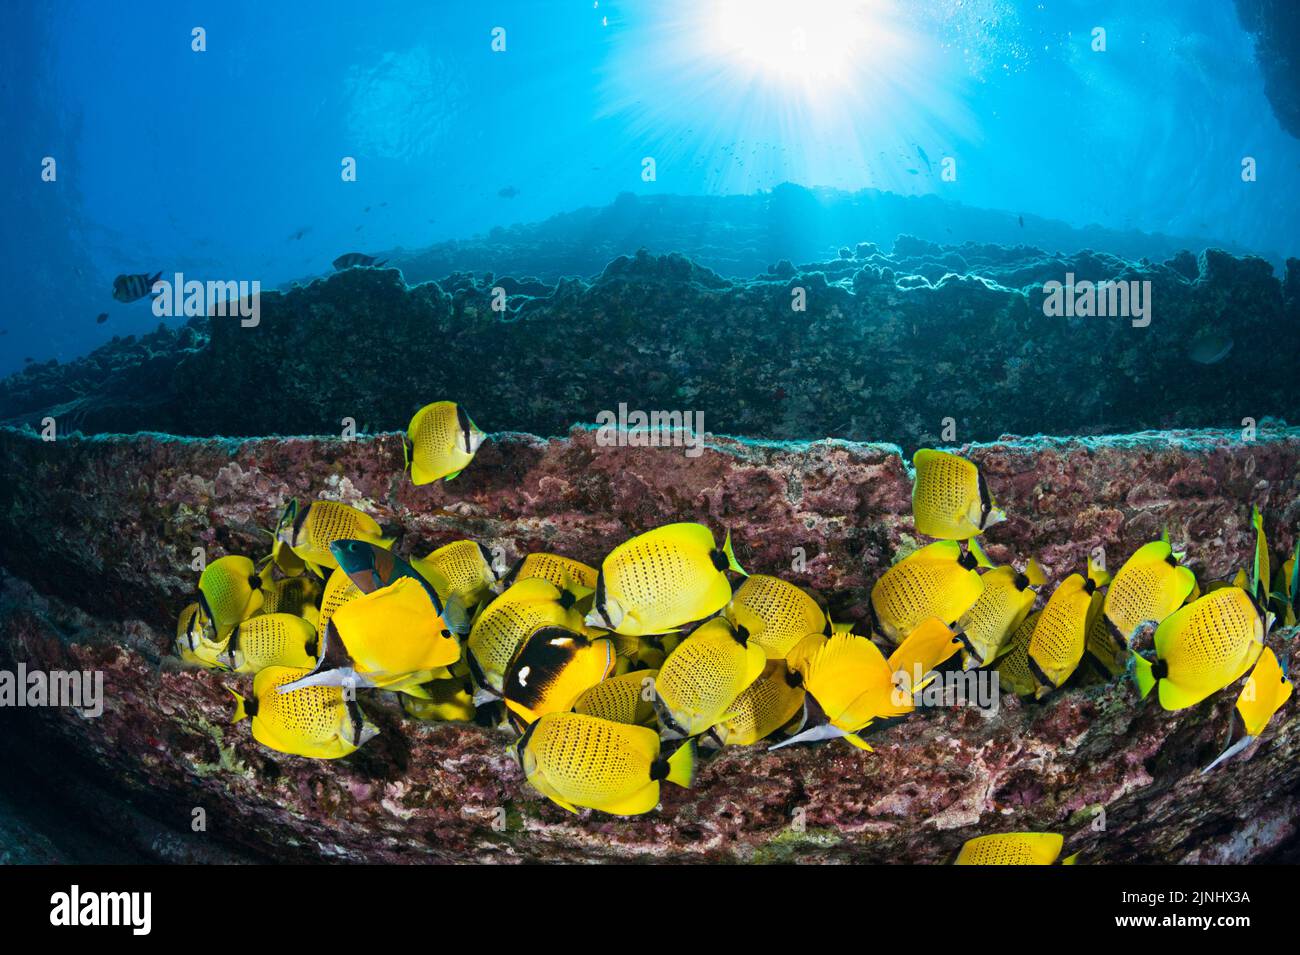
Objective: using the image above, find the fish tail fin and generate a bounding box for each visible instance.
[665,739,697,788]
[1025,557,1047,588]
[1087,557,1111,587]
[968,537,995,569]
[228,687,249,724]
[441,596,475,636]
[1131,653,1156,699]
[722,530,747,576]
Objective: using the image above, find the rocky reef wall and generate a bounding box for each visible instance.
[1,242,1297,450]
[1237,0,1300,141]
[0,424,1297,863]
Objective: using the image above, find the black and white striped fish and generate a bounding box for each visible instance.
[112,271,162,303]
[332,252,386,270]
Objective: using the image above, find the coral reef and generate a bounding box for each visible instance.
[0,424,1296,863]
[378,185,1268,285]
[1,242,1296,449]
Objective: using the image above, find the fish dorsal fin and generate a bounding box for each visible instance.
[645,522,716,557]
[1172,563,1197,600]
[1128,540,1172,566]
[806,633,890,703]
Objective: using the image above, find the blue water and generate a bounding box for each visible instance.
[3,0,1298,376]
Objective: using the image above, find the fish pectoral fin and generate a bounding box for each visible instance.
[843,733,874,752]
[444,469,463,482]
[441,596,475,636]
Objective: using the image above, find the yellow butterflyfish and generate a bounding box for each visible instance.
[870,540,985,645]
[1027,573,1099,698]
[586,523,745,636]
[467,576,589,695]
[198,554,268,630]
[574,670,659,727]
[911,449,1006,540]
[724,574,830,660]
[502,625,616,725]
[995,610,1041,697]
[274,498,391,576]
[954,549,1043,669]
[707,659,806,747]
[230,665,378,760]
[404,400,485,485]
[653,617,766,739]
[1132,587,1267,710]
[223,613,318,674]
[954,832,1076,865]
[513,712,696,816]
[279,577,459,693]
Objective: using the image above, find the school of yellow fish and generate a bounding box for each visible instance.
[172,406,1295,864]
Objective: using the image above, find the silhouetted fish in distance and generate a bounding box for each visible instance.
[332,252,386,270]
